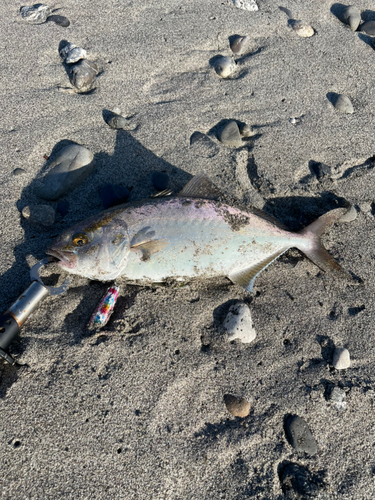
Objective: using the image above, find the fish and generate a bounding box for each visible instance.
[47,174,351,291]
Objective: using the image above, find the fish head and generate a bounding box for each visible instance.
[47,211,130,281]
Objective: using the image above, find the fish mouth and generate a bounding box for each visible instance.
[46,248,77,269]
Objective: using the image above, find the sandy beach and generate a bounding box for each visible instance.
[1,1,375,498]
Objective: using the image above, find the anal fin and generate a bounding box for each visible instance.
[229,250,288,292]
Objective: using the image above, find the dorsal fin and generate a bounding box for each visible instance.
[229,249,288,292]
[178,173,222,200]
[249,207,290,231]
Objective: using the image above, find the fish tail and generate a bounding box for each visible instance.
[296,207,351,277]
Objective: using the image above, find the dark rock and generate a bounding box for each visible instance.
[12,168,26,176]
[360,20,375,35]
[189,132,219,158]
[100,184,130,209]
[152,172,169,191]
[47,15,70,27]
[22,204,55,226]
[337,5,361,31]
[20,4,51,24]
[311,162,331,180]
[34,144,95,201]
[279,462,327,499]
[219,121,242,146]
[56,200,69,217]
[284,415,318,456]
[69,60,99,92]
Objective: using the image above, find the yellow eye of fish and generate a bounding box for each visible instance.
[72,233,89,247]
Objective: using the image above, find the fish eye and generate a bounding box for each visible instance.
[72,233,90,247]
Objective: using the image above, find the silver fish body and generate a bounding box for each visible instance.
[47,176,349,291]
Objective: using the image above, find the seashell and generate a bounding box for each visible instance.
[47,15,70,27]
[59,42,77,59]
[20,4,51,24]
[65,47,87,64]
[224,394,250,417]
[338,5,361,31]
[224,302,256,342]
[292,21,314,37]
[360,20,375,36]
[232,0,259,12]
[230,35,250,55]
[214,56,236,78]
[219,121,242,147]
[332,347,351,370]
[329,93,354,114]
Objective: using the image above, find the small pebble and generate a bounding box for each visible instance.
[112,106,122,115]
[292,21,315,37]
[69,60,99,92]
[223,394,250,417]
[65,47,87,64]
[219,121,242,147]
[230,35,250,55]
[56,200,69,217]
[214,56,236,78]
[46,15,70,27]
[338,5,361,31]
[100,184,130,209]
[152,172,169,191]
[332,347,351,370]
[12,168,26,176]
[232,0,259,12]
[360,20,375,36]
[239,123,254,137]
[311,161,331,181]
[22,204,55,226]
[339,204,357,222]
[20,4,51,24]
[329,93,354,114]
[107,114,129,130]
[189,132,219,158]
[284,415,318,456]
[35,144,95,201]
[224,302,256,343]
[359,201,372,214]
[59,42,77,59]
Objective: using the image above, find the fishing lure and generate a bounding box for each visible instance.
[88,285,119,329]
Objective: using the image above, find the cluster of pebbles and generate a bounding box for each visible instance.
[20,3,70,27]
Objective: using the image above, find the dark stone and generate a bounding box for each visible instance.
[311,162,331,180]
[360,20,375,36]
[20,4,51,24]
[35,144,95,201]
[219,121,242,146]
[56,201,69,217]
[47,15,70,27]
[69,60,98,92]
[284,415,318,456]
[100,184,130,209]
[279,462,327,499]
[151,172,169,191]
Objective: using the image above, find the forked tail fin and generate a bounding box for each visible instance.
[297,207,351,277]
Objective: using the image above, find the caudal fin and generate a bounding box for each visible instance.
[297,207,351,277]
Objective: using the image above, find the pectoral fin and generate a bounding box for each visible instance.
[229,250,288,292]
[130,239,168,262]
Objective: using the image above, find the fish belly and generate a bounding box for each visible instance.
[119,199,296,282]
